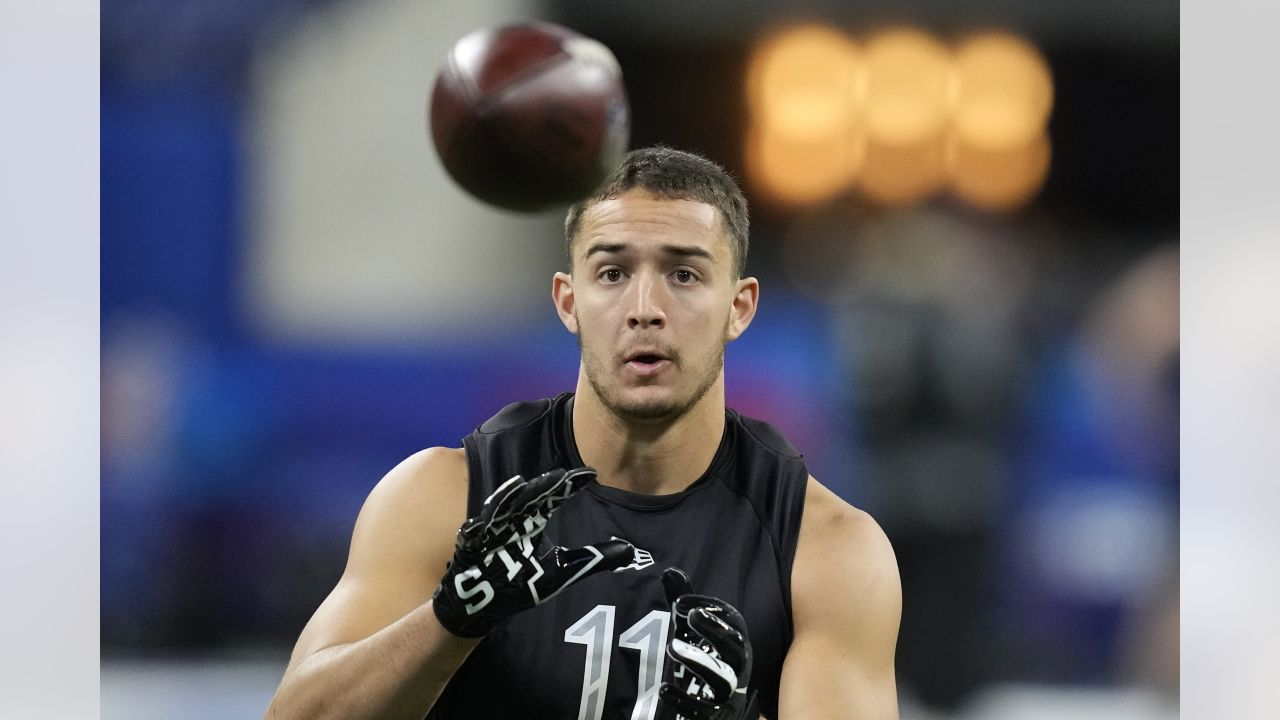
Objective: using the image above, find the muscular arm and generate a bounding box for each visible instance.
[265,447,474,720]
[777,477,902,719]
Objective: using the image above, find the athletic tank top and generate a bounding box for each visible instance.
[428,393,808,720]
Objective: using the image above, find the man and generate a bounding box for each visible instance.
[265,147,901,719]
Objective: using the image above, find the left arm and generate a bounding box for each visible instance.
[776,477,902,719]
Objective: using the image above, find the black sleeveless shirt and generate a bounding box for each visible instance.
[428,393,809,720]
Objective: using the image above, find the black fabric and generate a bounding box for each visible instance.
[429,393,808,720]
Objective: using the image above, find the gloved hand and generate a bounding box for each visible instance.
[656,567,757,720]
[432,467,634,637]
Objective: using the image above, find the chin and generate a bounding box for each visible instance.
[602,386,693,423]
[614,399,685,422]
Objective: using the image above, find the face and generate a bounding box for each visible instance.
[553,190,758,423]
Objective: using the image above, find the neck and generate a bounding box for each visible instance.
[572,373,726,496]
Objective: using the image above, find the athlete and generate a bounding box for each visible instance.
[265,147,902,719]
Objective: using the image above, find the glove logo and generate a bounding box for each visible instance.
[655,567,757,720]
[454,566,495,615]
[611,536,654,572]
[432,468,636,638]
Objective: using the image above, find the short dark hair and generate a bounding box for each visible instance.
[564,146,750,278]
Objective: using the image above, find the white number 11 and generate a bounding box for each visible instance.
[564,605,670,720]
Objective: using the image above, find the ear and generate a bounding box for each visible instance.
[553,271,579,334]
[726,277,759,342]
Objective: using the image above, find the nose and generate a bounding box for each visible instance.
[625,273,667,330]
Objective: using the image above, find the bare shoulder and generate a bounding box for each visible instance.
[346,446,470,589]
[283,447,469,671]
[797,477,898,571]
[368,445,468,502]
[792,476,901,635]
[779,476,901,717]
[356,447,468,546]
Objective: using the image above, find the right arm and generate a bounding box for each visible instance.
[265,446,473,720]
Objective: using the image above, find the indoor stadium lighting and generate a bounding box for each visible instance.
[947,132,1052,210]
[745,24,863,203]
[746,124,863,205]
[857,132,948,206]
[743,23,1053,211]
[952,32,1054,151]
[746,24,862,140]
[861,28,954,147]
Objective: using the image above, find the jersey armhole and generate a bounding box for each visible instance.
[716,468,806,642]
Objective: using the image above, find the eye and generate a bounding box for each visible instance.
[672,269,699,285]
[599,268,625,284]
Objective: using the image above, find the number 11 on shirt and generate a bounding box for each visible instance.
[564,605,671,720]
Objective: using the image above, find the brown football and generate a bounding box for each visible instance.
[429,22,630,212]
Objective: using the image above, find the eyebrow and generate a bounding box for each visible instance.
[583,242,716,263]
[583,242,627,260]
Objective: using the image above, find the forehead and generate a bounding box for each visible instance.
[575,191,729,260]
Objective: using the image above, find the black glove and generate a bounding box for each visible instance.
[432,467,634,637]
[656,567,757,720]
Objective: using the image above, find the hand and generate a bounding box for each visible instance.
[431,467,634,637]
[656,567,756,720]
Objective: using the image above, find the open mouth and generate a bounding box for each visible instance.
[624,351,671,375]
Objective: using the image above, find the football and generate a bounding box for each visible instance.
[429,22,631,212]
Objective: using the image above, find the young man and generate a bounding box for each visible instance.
[265,147,901,719]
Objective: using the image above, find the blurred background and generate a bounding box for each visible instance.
[100,0,1178,717]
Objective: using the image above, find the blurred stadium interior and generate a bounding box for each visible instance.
[101,0,1177,717]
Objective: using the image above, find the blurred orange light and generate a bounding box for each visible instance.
[861,28,954,146]
[746,25,862,140]
[947,132,1051,210]
[953,32,1053,151]
[857,132,947,206]
[746,124,863,205]
[744,24,1053,210]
